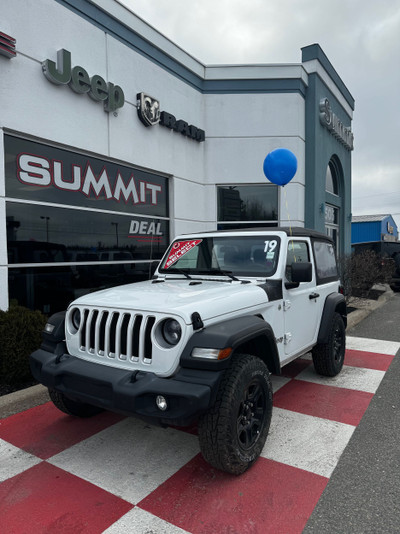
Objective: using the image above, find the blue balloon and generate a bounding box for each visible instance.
[263,148,298,186]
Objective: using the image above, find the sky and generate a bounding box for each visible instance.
[119,0,400,229]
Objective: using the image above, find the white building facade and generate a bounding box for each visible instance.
[0,0,354,313]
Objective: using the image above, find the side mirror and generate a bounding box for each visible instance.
[285,262,312,289]
[291,262,312,282]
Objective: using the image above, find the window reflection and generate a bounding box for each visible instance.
[6,202,168,264]
[8,263,157,315]
[7,202,167,314]
[218,185,278,222]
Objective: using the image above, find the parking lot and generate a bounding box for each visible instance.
[1,333,399,533]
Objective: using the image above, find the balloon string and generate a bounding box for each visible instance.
[283,187,296,263]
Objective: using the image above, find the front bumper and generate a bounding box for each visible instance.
[30,349,223,426]
[390,276,400,291]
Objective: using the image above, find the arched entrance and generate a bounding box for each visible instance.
[325,156,343,253]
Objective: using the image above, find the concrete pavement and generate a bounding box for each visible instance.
[304,293,400,533]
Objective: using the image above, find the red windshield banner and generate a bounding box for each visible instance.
[164,239,202,268]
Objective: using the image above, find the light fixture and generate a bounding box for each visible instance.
[156,395,168,411]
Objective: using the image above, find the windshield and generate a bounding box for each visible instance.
[159,235,281,277]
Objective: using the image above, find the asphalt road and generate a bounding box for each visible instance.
[304,293,400,533]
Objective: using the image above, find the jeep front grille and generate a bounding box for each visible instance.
[77,308,156,364]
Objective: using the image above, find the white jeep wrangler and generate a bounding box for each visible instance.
[30,228,347,474]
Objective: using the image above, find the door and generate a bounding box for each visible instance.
[282,239,323,360]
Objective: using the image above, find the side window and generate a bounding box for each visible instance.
[285,241,310,282]
[313,241,338,283]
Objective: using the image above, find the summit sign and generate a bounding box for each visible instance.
[5,135,168,217]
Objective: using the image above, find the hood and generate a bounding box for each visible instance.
[72,279,268,323]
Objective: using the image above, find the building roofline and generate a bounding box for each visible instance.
[56,0,349,103]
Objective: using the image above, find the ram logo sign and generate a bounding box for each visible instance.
[137,92,205,142]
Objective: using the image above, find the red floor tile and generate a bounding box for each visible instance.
[273,380,373,426]
[0,402,124,459]
[139,454,328,534]
[0,462,133,534]
[345,349,394,371]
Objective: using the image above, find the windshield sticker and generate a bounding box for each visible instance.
[164,239,202,269]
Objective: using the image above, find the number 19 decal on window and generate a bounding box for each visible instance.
[264,240,278,259]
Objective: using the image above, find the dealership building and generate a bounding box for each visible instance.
[0,0,354,313]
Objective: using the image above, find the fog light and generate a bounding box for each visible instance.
[156,395,168,411]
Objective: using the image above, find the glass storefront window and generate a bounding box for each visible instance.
[325,156,342,252]
[6,202,169,263]
[8,262,157,314]
[5,135,170,313]
[217,185,278,223]
[325,164,338,195]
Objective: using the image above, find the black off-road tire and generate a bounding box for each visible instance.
[198,353,273,475]
[312,312,346,377]
[48,388,103,417]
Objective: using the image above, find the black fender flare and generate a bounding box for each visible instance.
[317,293,347,344]
[180,315,281,374]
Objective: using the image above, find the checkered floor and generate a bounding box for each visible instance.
[1,336,399,534]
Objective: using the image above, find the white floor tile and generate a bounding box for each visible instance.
[295,364,385,394]
[270,375,291,393]
[346,336,400,355]
[0,438,42,482]
[48,418,200,504]
[104,507,189,534]
[262,407,355,478]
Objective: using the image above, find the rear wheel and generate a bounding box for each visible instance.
[48,389,103,417]
[312,312,346,376]
[198,354,273,475]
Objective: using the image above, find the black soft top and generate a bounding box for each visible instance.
[185,227,334,243]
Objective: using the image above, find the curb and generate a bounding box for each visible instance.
[0,290,395,419]
[0,384,49,420]
[346,288,395,330]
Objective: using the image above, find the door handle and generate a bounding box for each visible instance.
[309,292,320,300]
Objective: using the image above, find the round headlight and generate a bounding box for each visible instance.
[71,308,82,330]
[162,319,182,346]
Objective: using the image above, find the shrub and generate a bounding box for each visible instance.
[338,250,395,303]
[0,305,47,385]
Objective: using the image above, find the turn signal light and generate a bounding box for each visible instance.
[191,347,232,360]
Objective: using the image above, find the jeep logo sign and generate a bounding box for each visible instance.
[137,92,205,142]
[42,49,125,113]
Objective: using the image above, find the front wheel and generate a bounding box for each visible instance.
[48,389,103,417]
[198,354,273,475]
[312,312,346,376]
